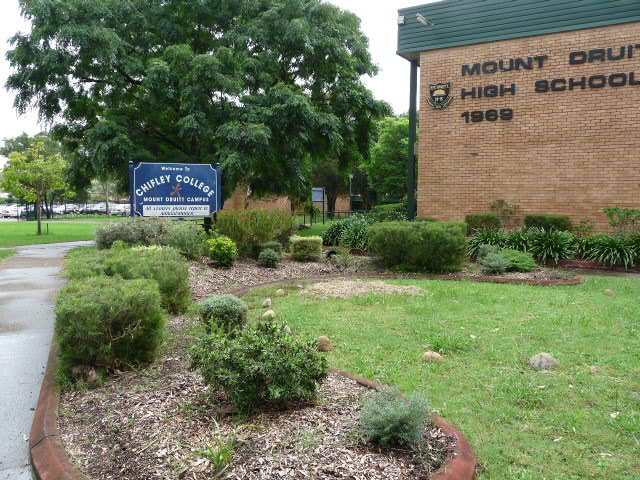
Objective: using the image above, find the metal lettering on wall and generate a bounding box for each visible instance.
[448,44,640,124]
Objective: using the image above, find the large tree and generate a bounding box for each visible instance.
[363,116,411,202]
[0,140,67,234]
[7,0,388,200]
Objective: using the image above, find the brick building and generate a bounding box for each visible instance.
[398,0,640,230]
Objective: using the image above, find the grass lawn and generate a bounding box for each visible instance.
[243,276,640,480]
[0,222,96,247]
[0,249,16,262]
[296,221,336,238]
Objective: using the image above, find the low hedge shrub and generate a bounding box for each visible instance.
[156,222,207,260]
[501,249,538,272]
[525,214,573,232]
[216,210,296,254]
[95,218,171,249]
[205,236,239,268]
[369,221,467,273]
[291,235,322,261]
[189,319,328,413]
[199,295,248,335]
[56,276,165,385]
[367,203,408,222]
[258,241,283,255]
[359,387,431,448]
[481,252,512,275]
[67,246,191,314]
[258,248,280,268]
[465,213,501,235]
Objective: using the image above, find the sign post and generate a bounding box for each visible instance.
[129,162,221,217]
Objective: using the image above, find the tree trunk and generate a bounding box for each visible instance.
[36,197,42,235]
[326,194,337,219]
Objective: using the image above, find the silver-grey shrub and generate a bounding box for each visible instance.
[95,218,171,249]
[199,294,248,335]
[359,387,431,448]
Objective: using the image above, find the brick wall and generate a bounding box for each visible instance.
[418,22,640,231]
[225,186,292,212]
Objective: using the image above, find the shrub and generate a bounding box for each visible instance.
[95,218,171,249]
[465,213,501,235]
[603,207,640,235]
[258,241,283,255]
[585,234,636,269]
[501,249,538,272]
[481,252,512,275]
[189,320,328,413]
[505,227,537,252]
[258,248,280,268]
[206,236,239,268]
[67,246,191,314]
[466,228,508,258]
[368,221,467,273]
[367,203,408,222]
[199,295,248,335]
[575,234,600,259]
[490,199,521,227]
[340,217,371,251]
[359,387,431,448]
[56,276,165,385]
[525,214,573,232]
[216,210,296,254]
[156,222,207,260]
[322,219,350,246]
[476,244,500,262]
[291,235,323,261]
[529,229,577,263]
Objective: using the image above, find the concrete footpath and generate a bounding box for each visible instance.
[0,242,92,480]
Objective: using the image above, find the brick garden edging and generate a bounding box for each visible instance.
[30,270,581,479]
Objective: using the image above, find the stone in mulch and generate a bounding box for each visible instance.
[301,279,425,299]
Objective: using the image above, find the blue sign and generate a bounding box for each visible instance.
[129,162,221,217]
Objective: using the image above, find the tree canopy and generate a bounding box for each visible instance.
[363,116,410,202]
[7,0,389,200]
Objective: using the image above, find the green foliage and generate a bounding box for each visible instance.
[490,199,521,227]
[291,235,323,261]
[156,222,207,260]
[368,203,409,222]
[95,218,171,249]
[481,252,512,275]
[258,241,283,255]
[465,213,501,234]
[477,244,500,262]
[322,219,350,246]
[584,234,637,269]
[199,295,248,335]
[363,116,410,201]
[525,214,573,232]
[189,320,328,413]
[258,248,281,268]
[368,221,467,273]
[529,229,577,263]
[196,437,235,476]
[339,217,371,251]
[55,276,165,385]
[574,220,595,236]
[603,207,640,235]
[216,210,296,254]
[8,0,388,199]
[359,387,431,448]
[205,236,239,268]
[466,228,509,258]
[67,246,191,313]
[501,249,538,272]
[505,227,536,252]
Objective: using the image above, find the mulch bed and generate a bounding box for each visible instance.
[59,313,452,480]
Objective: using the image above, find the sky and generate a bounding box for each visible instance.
[0,0,432,168]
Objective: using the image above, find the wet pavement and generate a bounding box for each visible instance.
[0,242,92,480]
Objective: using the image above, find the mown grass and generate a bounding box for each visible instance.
[242,276,640,480]
[0,222,96,247]
[0,249,16,262]
[296,221,336,238]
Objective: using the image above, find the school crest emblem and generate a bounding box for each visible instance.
[427,82,454,110]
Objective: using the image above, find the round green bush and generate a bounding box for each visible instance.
[189,320,328,413]
[206,236,239,268]
[258,248,280,268]
[480,251,512,275]
[501,249,538,272]
[199,294,248,335]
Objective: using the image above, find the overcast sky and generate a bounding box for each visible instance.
[0,0,430,167]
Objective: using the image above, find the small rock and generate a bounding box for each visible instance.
[604,289,615,297]
[284,325,292,335]
[275,289,286,297]
[296,284,305,290]
[422,351,444,363]
[317,336,333,352]
[262,310,277,320]
[528,352,559,371]
[262,298,272,308]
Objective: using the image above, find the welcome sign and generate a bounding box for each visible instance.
[129,163,221,217]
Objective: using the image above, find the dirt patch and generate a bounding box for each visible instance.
[59,314,451,480]
[302,279,426,299]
